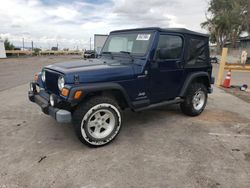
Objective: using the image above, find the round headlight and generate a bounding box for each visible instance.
[50,95,55,106]
[41,69,46,82]
[58,76,65,91]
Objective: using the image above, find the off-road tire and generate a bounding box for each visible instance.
[180,83,208,116]
[73,96,122,147]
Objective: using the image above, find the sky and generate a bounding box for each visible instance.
[0,0,209,50]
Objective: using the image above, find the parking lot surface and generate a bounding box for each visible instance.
[0,57,250,188]
[0,56,81,91]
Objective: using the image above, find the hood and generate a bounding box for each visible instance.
[45,58,136,83]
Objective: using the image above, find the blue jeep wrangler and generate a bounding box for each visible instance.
[29,27,214,147]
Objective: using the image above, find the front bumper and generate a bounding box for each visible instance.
[28,82,72,123]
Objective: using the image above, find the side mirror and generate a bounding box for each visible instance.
[158,48,169,60]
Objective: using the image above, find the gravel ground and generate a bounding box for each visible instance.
[220,86,250,103]
[212,64,250,103]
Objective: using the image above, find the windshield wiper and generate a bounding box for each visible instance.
[101,51,114,59]
[119,51,134,62]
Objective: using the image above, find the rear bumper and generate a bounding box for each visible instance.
[208,87,213,94]
[208,76,215,94]
[210,76,215,85]
[28,82,72,123]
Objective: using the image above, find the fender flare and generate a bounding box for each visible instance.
[179,72,211,97]
[68,82,133,108]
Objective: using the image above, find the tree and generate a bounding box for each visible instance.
[237,0,250,32]
[201,0,250,52]
[34,48,41,56]
[4,39,15,50]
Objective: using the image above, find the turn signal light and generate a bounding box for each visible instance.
[61,88,69,97]
[74,91,82,99]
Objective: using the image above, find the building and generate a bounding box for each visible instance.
[225,36,250,50]
[0,40,6,58]
[94,34,108,54]
[239,36,250,49]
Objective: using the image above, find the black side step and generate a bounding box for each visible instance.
[134,98,184,112]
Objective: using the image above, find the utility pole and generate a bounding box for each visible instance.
[31,41,34,51]
[90,37,91,50]
[22,38,24,50]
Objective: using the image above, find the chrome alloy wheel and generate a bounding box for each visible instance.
[86,109,116,139]
[192,90,205,111]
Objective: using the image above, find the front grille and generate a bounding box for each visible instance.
[44,69,61,95]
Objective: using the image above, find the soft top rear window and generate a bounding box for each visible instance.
[186,38,208,67]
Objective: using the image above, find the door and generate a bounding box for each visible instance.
[149,34,185,102]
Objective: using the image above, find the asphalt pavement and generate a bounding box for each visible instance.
[0,56,249,188]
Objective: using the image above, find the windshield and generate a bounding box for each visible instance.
[101,32,153,56]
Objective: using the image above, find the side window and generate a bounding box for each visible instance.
[186,38,208,67]
[156,35,183,60]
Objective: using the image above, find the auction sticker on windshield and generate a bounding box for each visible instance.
[136,34,151,40]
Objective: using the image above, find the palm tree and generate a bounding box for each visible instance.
[201,0,250,52]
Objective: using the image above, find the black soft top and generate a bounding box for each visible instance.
[111,27,208,38]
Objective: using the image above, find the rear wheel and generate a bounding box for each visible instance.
[180,83,208,116]
[73,96,122,147]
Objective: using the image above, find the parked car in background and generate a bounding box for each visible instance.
[210,56,219,64]
[247,56,250,64]
[84,50,96,58]
[51,47,58,51]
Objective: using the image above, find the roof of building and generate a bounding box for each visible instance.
[94,34,109,36]
[111,27,209,37]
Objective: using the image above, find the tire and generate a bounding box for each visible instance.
[180,83,208,116]
[73,96,122,147]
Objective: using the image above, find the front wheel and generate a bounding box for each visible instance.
[180,83,208,116]
[73,96,122,147]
